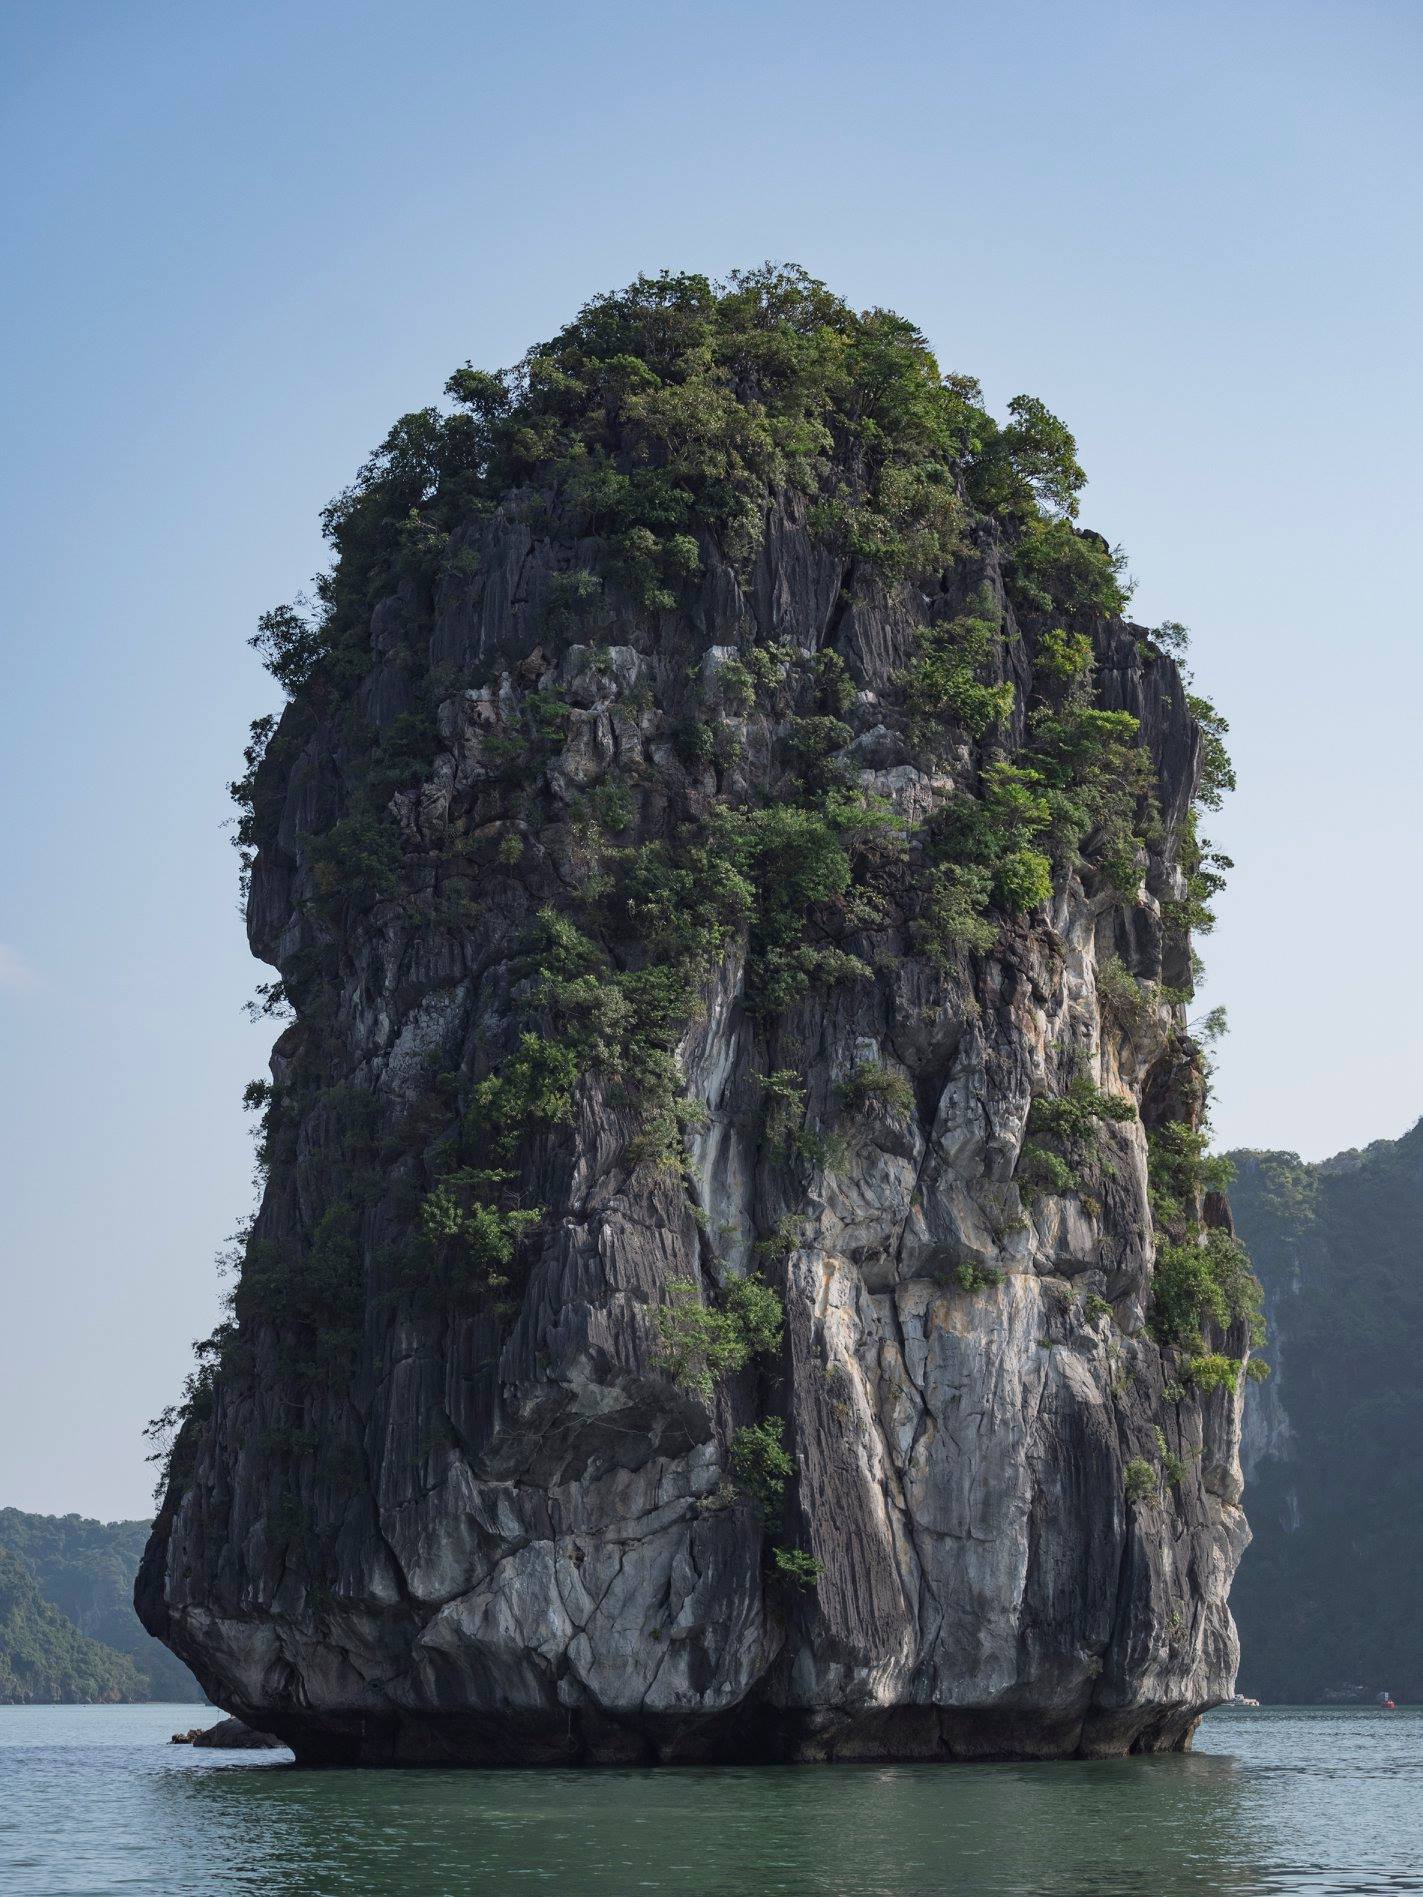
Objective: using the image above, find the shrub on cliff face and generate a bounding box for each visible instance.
[250,604,328,696]
[729,1418,795,1515]
[900,603,1014,743]
[1185,1353,1243,1393]
[1150,1231,1263,1354]
[1007,519,1129,616]
[771,1546,825,1590]
[1123,1459,1157,1506]
[964,393,1088,523]
[1096,956,1152,1031]
[307,812,403,912]
[839,1062,914,1121]
[1148,1122,1236,1231]
[955,1261,1004,1293]
[419,1177,542,1309]
[1017,1073,1137,1201]
[1145,1098,1264,1380]
[653,1274,784,1400]
[917,645,1154,943]
[916,862,997,961]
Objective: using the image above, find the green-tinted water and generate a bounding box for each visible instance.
[2,1702,1419,1894]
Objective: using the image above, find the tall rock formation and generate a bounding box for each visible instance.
[139,269,1259,1763]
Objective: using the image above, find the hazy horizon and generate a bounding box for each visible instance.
[2,0,1419,1518]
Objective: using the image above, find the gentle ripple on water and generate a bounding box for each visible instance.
[1,1702,1421,1895]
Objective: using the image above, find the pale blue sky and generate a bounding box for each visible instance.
[2,0,1419,1518]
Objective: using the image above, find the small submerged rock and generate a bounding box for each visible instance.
[171,1717,284,1749]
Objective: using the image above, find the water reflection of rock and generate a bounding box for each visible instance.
[148,1747,1265,1895]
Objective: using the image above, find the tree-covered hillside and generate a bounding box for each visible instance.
[1229,1121,1423,1702]
[0,1511,203,1703]
[0,1546,146,1704]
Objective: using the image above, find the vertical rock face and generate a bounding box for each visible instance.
[138,270,1255,1762]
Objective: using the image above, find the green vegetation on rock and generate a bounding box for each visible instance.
[1144,1102,1264,1378]
[838,1061,915,1121]
[1018,1072,1137,1201]
[729,1418,796,1515]
[1123,1459,1157,1506]
[653,1274,784,1400]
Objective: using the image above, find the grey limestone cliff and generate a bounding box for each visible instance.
[138,270,1254,1763]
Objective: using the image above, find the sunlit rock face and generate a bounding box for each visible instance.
[138,278,1250,1763]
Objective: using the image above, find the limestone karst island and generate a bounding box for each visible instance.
[136,268,1264,1765]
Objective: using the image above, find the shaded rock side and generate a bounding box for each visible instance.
[138,298,1251,1764]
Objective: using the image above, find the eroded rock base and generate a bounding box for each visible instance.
[253,1703,1204,1768]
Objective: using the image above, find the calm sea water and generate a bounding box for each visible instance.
[1,1702,1420,1895]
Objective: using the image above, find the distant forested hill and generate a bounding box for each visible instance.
[0,1545,145,1703]
[1229,1121,1423,1703]
[0,1510,203,1703]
